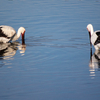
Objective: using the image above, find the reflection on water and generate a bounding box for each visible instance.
[89,49,100,79]
[0,43,17,60]
[0,42,26,60]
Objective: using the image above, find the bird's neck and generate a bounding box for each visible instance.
[91,27,94,36]
[12,29,21,41]
[17,29,21,38]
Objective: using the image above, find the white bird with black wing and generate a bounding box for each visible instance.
[87,24,100,50]
[0,25,25,43]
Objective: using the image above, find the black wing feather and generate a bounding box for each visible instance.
[94,37,100,45]
[96,31,100,36]
[94,31,100,45]
[0,27,10,39]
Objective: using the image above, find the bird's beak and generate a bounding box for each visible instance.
[21,31,25,44]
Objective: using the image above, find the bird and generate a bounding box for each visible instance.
[0,25,25,43]
[87,24,100,50]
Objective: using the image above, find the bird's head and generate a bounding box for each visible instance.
[87,24,93,37]
[19,27,25,41]
[87,24,93,47]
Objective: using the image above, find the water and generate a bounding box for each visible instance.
[0,0,100,100]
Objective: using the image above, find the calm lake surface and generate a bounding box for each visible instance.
[0,0,100,100]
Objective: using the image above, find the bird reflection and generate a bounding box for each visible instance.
[0,41,26,60]
[89,49,100,79]
[89,49,100,69]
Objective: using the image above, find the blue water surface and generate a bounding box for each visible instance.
[0,0,100,100]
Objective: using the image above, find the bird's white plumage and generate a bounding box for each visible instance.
[0,25,16,37]
[0,25,25,43]
[91,31,98,45]
[0,37,10,43]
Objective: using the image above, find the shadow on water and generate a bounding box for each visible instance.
[0,42,26,67]
[89,48,100,79]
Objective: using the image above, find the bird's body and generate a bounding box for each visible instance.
[0,25,25,43]
[87,24,100,50]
